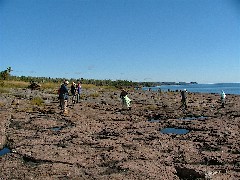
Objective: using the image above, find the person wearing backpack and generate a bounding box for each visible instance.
[59,80,69,114]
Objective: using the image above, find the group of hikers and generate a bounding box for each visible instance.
[180,89,227,110]
[58,80,227,114]
[58,80,132,114]
[58,80,82,114]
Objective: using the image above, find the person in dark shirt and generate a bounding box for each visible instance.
[180,89,187,110]
[76,82,82,103]
[70,82,76,104]
[59,80,69,114]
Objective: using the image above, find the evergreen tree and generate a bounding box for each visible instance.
[0,67,12,80]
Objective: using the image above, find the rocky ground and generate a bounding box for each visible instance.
[0,87,239,179]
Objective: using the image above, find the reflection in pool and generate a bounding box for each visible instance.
[147,119,160,123]
[179,116,208,120]
[161,128,190,135]
[51,127,62,131]
[0,147,11,156]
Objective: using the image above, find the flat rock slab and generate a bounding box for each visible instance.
[0,88,240,179]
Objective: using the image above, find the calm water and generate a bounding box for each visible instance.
[143,83,240,95]
[0,147,11,156]
[160,128,190,135]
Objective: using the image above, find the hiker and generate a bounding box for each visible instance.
[120,88,132,110]
[220,90,226,108]
[70,82,76,104]
[58,86,62,108]
[180,89,187,110]
[59,80,69,114]
[76,81,82,103]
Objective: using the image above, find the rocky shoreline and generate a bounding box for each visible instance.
[0,87,240,179]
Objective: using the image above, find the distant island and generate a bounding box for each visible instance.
[159,82,198,85]
[138,81,198,87]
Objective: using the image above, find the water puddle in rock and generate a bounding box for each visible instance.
[51,127,62,131]
[51,123,75,131]
[161,128,190,135]
[179,116,208,120]
[147,119,160,123]
[0,147,11,156]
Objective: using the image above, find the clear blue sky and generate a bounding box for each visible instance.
[1,0,239,83]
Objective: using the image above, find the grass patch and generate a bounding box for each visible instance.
[101,86,118,91]
[0,101,5,107]
[2,80,118,93]
[41,82,59,89]
[0,87,10,93]
[81,84,117,90]
[82,84,98,89]
[146,105,158,110]
[30,97,44,106]
[1,80,29,88]
[88,92,100,98]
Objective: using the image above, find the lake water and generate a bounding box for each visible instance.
[143,83,240,95]
[160,128,190,135]
[0,147,11,156]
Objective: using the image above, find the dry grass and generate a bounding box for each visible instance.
[41,82,59,89]
[0,101,5,107]
[88,92,100,98]
[146,104,158,110]
[30,96,44,106]
[81,84,117,91]
[1,80,29,88]
[82,84,98,89]
[1,80,117,93]
[0,87,10,93]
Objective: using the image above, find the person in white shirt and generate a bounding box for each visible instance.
[221,90,226,108]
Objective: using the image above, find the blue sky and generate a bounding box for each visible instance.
[1,0,239,83]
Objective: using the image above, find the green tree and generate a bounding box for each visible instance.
[0,67,12,80]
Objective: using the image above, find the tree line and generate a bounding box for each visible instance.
[0,67,159,88]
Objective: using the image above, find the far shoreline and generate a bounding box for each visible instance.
[141,82,240,95]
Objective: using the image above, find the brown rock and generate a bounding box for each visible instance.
[0,88,240,179]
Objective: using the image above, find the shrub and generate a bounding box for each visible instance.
[0,80,4,87]
[31,96,44,106]
[89,92,100,98]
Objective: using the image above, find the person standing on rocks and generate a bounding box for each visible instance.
[70,82,77,104]
[120,88,132,110]
[220,90,226,108]
[76,81,82,103]
[180,89,187,110]
[59,80,69,114]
